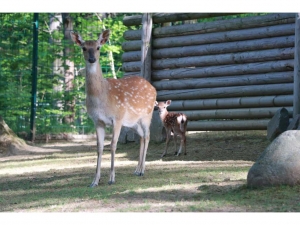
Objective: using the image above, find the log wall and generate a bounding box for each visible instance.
[122,13,296,131]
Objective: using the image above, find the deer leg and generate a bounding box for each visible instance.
[173,132,178,155]
[176,134,184,156]
[183,135,187,155]
[161,128,172,157]
[90,122,105,188]
[131,123,143,175]
[108,120,122,185]
[134,118,151,176]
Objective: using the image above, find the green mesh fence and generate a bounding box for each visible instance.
[0,13,125,138]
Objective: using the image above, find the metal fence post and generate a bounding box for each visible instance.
[30,13,39,141]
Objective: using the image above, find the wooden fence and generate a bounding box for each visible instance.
[122,13,297,131]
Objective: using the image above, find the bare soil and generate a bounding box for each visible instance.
[1,130,269,163]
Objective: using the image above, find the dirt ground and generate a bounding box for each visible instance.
[1,130,270,163]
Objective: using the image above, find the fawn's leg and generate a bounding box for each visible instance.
[161,128,172,157]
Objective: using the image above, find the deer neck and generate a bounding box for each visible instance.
[159,110,168,122]
[85,61,107,97]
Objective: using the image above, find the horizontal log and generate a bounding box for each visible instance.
[153,23,295,48]
[167,95,293,110]
[123,72,140,77]
[124,48,294,72]
[123,13,294,40]
[152,72,293,90]
[152,47,294,70]
[153,36,295,59]
[122,61,141,72]
[122,50,141,62]
[123,13,240,26]
[122,40,141,52]
[123,23,295,48]
[157,83,293,101]
[152,59,294,80]
[175,107,293,120]
[122,35,295,61]
[153,13,295,38]
[187,119,270,131]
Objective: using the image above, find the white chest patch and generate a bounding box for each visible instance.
[86,96,113,126]
[86,63,97,74]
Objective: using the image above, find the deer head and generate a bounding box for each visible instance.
[70,30,110,64]
[155,100,172,116]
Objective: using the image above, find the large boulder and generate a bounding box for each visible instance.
[247,130,300,188]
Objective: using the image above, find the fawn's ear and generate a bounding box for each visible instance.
[97,29,110,46]
[70,31,85,46]
[165,100,172,106]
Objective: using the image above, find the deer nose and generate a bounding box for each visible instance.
[88,58,96,63]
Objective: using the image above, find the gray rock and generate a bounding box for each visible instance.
[118,127,139,144]
[150,110,166,143]
[287,114,300,130]
[247,130,300,188]
[267,108,289,141]
[118,127,128,144]
[118,111,165,144]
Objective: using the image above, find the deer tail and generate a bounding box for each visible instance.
[177,113,187,132]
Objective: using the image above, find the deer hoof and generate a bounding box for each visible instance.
[134,171,144,176]
[108,181,115,185]
[89,183,98,188]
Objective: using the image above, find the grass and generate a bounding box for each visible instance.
[0,131,300,212]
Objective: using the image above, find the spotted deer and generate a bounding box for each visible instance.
[70,30,157,187]
[155,100,188,157]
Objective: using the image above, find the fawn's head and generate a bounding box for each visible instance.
[155,100,172,115]
[70,30,110,64]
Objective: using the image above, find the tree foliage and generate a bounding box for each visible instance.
[0,13,130,136]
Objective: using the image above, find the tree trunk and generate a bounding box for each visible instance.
[0,116,28,157]
[49,13,64,125]
[62,13,75,124]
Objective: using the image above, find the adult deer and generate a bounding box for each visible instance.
[155,100,187,157]
[70,30,157,187]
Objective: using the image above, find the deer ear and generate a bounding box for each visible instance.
[166,100,172,106]
[98,29,110,46]
[70,31,85,46]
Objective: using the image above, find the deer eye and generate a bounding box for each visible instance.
[96,46,100,51]
[82,47,87,51]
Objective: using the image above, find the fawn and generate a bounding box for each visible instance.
[155,100,188,157]
[70,30,157,187]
